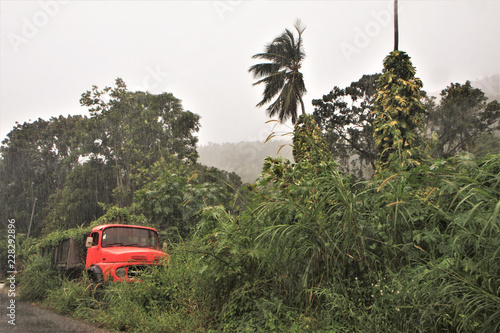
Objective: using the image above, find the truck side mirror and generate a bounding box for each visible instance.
[85,237,94,248]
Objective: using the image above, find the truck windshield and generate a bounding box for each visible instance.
[102,227,158,249]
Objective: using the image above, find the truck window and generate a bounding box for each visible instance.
[101,227,158,249]
[91,232,99,246]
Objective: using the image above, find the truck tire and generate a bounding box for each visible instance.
[87,266,105,302]
[88,266,104,285]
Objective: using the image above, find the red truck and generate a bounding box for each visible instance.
[41,224,167,283]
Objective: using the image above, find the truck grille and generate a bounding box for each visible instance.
[127,265,150,278]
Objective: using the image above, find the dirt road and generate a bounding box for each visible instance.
[0,283,113,333]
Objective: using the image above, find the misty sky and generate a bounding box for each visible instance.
[1,0,499,145]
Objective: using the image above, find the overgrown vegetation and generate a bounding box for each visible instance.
[2,15,500,333]
[15,132,500,332]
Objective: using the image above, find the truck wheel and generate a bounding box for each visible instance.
[86,270,105,303]
[87,267,104,287]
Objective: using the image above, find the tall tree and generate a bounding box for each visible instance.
[80,78,201,206]
[313,74,381,177]
[428,81,500,158]
[373,51,427,173]
[249,20,307,124]
[0,115,87,236]
[42,158,115,234]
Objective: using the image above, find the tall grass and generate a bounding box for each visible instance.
[254,161,364,306]
[38,253,211,332]
[19,255,61,301]
[210,152,500,331]
[18,153,500,332]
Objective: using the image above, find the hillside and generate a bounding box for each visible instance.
[471,74,500,102]
[197,140,294,183]
[429,74,500,101]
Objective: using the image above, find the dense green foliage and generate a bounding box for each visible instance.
[313,74,381,177]
[18,149,500,332]
[2,20,499,332]
[0,115,86,237]
[0,79,206,238]
[373,50,427,173]
[15,107,500,331]
[18,255,62,302]
[312,73,499,180]
[79,78,201,207]
[135,158,242,241]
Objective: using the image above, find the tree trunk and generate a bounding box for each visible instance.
[394,0,399,51]
[299,97,306,116]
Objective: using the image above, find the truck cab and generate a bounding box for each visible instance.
[85,224,167,282]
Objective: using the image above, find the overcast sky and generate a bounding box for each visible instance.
[1,0,499,145]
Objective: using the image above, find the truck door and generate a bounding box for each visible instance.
[85,231,100,268]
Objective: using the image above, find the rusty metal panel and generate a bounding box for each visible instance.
[48,237,84,270]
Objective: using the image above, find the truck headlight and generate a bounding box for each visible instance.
[115,267,126,278]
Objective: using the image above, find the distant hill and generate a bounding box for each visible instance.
[198,140,294,183]
[471,74,500,102]
[430,74,500,102]
[199,76,499,184]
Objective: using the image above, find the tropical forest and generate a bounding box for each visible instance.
[1,3,499,332]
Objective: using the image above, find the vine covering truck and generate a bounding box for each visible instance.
[40,224,167,283]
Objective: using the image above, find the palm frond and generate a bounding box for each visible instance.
[248,62,283,79]
[249,20,307,124]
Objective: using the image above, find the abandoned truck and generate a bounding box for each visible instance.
[40,224,167,283]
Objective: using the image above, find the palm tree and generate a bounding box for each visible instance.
[249,20,306,125]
